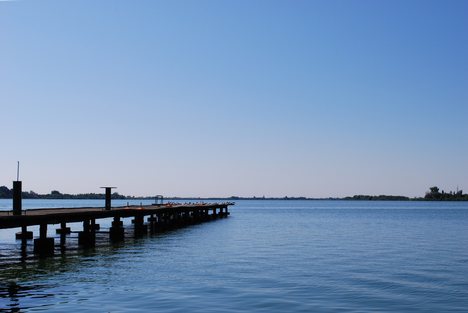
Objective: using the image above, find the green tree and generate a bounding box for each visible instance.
[425,186,441,200]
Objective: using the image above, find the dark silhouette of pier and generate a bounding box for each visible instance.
[0,202,231,256]
[0,176,232,256]
[0,178,232,257]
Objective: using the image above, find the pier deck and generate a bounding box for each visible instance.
[0,203,231,229]
[0,203,232,256]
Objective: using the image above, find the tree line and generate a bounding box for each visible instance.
[0,186,126,200]
[0,185,467,201]
[423,186,468,201]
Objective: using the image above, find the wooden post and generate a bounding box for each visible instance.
[16,225,33,240]
[56,222,71,234]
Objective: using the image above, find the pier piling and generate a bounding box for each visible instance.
[56,222,71,234]
[16,225,33,240]
[134,215,147,236]
[110,216,125,242]
[33,224,54,256]
[1,202,233,257]
[78,219,96,247]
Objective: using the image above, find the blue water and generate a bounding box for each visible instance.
[1,200,468,312]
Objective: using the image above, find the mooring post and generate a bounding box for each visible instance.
[33,224,55,256]
[13,181,22,216]
[100,186,116,211]
[105,188,111,210]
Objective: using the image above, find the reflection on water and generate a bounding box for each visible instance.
[0,216,180,312]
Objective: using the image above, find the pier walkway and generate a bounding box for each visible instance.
[0,203,232,256]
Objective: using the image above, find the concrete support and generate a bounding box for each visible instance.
[134,215,147,236]
[147,214,157,223]
[199,210,206,222]
[186,211,194,225]
[153,214,163,232]
[157,213,168,232]
[110,216,124,242]
[59,232,67,253]
[192,210,200,223]
[175,212,184,228]
[20,238,28,260]
[16,225,33,240]
[176,212,183,227]
[33,224,54,256]
[56,222,71,234]
[222,207,228,217]
[78,219,96,247]
[148,214,156,233]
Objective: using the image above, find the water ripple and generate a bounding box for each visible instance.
[1,200,468,312]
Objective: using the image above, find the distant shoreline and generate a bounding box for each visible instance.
[0,196,467,202]
[1,186,467,201]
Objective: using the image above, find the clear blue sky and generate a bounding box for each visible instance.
[1,0,467,198]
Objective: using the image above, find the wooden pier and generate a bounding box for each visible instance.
[0,203,232,256]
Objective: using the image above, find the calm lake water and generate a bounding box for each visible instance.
[1,199,468,312]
